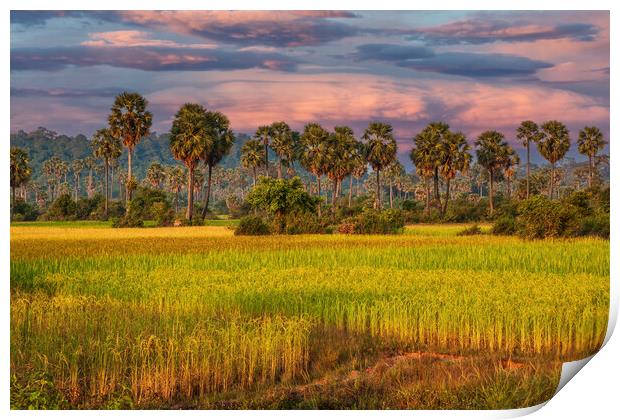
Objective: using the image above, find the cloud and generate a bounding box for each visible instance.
[10,10,117,26]
[118,10,360,47]
[398,52,553,77]
[354,44,552,78]
[407,18,599,45]
[354,44,435,61]
[10,87,126,98]
[10,45,299,72]
[81,30,217,49]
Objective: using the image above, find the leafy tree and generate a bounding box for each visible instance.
[254,125,272,176]
[91,128,122,217]
[475,130,512,215]
[108,92,153,202]
[241,139,266,187]
[437,131,471,216]
[516,121,542,199]
[10,147,32,221]
[169,103,208,221]
[201,111,235,218]
[362,122,397,209]
[539,120,570,199]
[269,121,296,179]
[577,126,606,188]
[246,176,319,233]
[300,123,330,217]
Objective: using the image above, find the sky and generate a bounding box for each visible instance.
[10,10,610,162]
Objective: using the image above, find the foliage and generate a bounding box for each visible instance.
[76,194,105,220]
[516,195,579,239]
[456,225,483,236]
[444,197,487,223]
[338,209,404,234]
[492,216,517,236]
[47,194,77,220]
[11,372,68,409]
[235,215,271,236]
[111,204,144,228]
[152,201,176,227]
[12,200,39,221]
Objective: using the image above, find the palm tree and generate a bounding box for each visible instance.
[109,158,119,199]
[437,131,471,216]
[146,162,166,189]
[42,158,56,202]
[241,139,266,188]
[10,147,32,221]
[502,149,520,199]
[539,120,570,199]
[92,128,123,217]
[254,125,272,176]
[325,126,358,211]
[108,92,153,202]
[165,166,186,213]
[475,130,511,215]
[384,160,405,209]
[270,121,296,179]
[70,159,85,201]
[201,111,235,219]
[516,121,542,199]
[348,142,366,207]
[300,123,330,217]
[362,122,397,209]
[577,126,606,188]
[169,103,209,221]
[410,123,448,213]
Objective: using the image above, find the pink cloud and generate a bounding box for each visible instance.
[81,30,217,49]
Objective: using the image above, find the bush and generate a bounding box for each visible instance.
[457,224,483,236]
[76,194,104,220]
[112,201,144,228]
[578,213,609,238]
[46,194,77,220]
[235,215,271,236]
[444,198,487,222]
[516,195,581,239]
[338,209,405,234]
[285,212,332,234]
[492,216,516,235]
[152,202,175,227]
[12,200,39,221]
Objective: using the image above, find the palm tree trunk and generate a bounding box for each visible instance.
[489,170,494,216]
[252,167,257,187]
[433,167,440,205]
[442,178,451,217]
[104,158,109,218]
[317,174,322,218]
[549,163,555,199]
[376,169,381,210]
[187,165,194,221]
[110,167,114,200]
[127,149,133,202]
[278,158,283,179]
[201,164,213,219]
[425,177,431,216]
[526,142,530,199]
[389,182,393,209]
[348,176,353,207]
[11,186,15,222]
[588,155,593,188]
[332,179,338,211]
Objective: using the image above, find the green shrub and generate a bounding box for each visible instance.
[338,209,404,234]
[235,215,271,236]
[152,202,175,227]
[46,194,77,220]
[578,213,610,238]
[444,198,487,222]
[284,212,331,234]
[12,200,39,221]
[492,216,516,235]
[515,195,581,239]
[457,224,483,236]
[112,201,144,228]
[76,194,104,220]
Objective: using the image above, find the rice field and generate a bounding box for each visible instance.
[10,223,609,409]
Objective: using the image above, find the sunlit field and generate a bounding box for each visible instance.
[10,224,609,409]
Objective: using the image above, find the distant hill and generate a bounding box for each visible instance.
[10,127,250,183]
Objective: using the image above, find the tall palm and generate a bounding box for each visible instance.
[437,131,471,216]
[201,111,235,218]
[240,139,266,188]
[108,92,153,202]
[10,147,32,221]
[475,130,511,215]
[348,141,366,207]
[502,149,520,199]
[92,128,123,217]
[300,123,330,217]
[577,126,606,188]
[362,122,397,209]
[146,162,166,189]
[325,126,358,211]
[539,120,570,199]
[384,160,405,209]
[42,158,56,202]
[270,121,296,179]
[254,125,272,176]
[169,103,209,221]
[411,132,437,215]
[109,158,119,199]
[70,159,85,201]
[165,166,186,213]
[516,121,542,199]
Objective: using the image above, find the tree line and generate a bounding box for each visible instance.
[10,91,608,222]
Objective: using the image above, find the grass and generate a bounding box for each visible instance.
[10,223,609,409]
